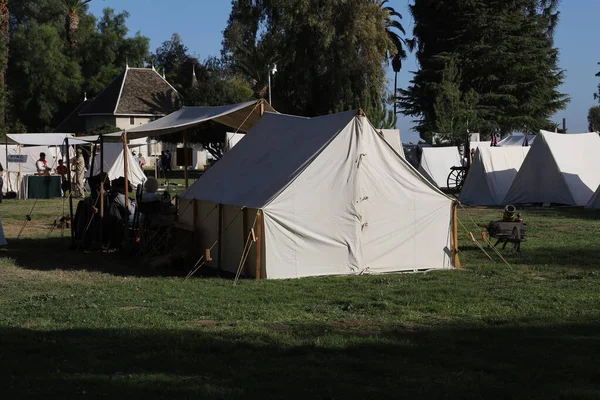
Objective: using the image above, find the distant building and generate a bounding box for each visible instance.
[56,66,183,134]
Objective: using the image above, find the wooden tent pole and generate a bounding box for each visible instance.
[259,99,265,117]
[255,210,263,279]
[122,131,129,208]
[452,201,461,269]
[217,203,223,270]
[65,138,75,245]
[183,129,189,188]
[242,208,249,275]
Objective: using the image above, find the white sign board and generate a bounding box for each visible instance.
[7,154,27,163]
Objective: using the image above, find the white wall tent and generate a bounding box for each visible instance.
[585,185,600,209]
[417,147,462,189]
[177,111,457,280]
[379,129,406,158]
[498,134,536,147]
[459,147,530,206]
[503,131,600,206]
[88,143,146,187]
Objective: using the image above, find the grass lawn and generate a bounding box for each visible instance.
[1,198,599,399]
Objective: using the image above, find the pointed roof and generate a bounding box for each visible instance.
[79,67,183,117]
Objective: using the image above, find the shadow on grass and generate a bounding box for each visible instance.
[1,323,598,399]
[0,238,214,278]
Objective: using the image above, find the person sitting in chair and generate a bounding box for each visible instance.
[110,177,136,223]
[35,153,51,175]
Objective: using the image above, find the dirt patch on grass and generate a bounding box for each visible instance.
[333,319,382,336]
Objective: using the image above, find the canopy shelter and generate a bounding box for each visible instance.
[417,147,463,189]
[177,110,458,280]
[5,133,88,146]
[459,147,530,206]
[504,131,600,206]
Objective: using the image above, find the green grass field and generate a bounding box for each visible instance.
[1,197,599,399]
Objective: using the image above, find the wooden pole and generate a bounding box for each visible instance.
[65,138,75,245]
[17,145,21,199]
[183,129,189,188]
[242,208,249,275]
[4,135,8,188]
[255,210,263,279]
[99,135,105,219]
[217,203,223,270]
[122,131,129,208]
[452,201,461,269]
[259,100,265,117]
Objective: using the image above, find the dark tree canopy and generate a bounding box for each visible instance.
[398,0,568,142]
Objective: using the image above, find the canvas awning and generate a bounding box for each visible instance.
[5,133,89,146]
[123,99,276,140]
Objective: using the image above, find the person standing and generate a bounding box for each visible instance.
[55,159,69,196]
[138,153,146,168]
[165,149,172,172]
[73,148,86,198]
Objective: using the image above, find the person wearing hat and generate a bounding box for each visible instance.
[73,148,86,198]
[36,152,51,175]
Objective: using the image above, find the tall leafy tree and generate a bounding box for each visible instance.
[588,106,600,132]
[398,0,568,141]
[223,0,393,117]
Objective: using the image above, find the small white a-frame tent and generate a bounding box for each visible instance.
[459,147,530,206]
[503,131,600,206]
[379,129,406,158]
[177,110,457,279]
[585,185,600,209]
[88,143,146,187]
[418,147,462,189]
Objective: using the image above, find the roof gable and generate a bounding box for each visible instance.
[79,68,183,116]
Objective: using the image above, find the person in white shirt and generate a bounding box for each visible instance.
[36,153,51,175]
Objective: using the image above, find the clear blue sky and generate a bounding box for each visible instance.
[90,0,600,142]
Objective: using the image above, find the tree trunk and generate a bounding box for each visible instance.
[0,0,8,131]
[393,70,398,116]
[65,11,79,48]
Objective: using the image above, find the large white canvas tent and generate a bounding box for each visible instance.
[418,147,462,189]
[503,131,600,206]
[0,145,63,195]
[177,110,457,280]
[88,143,146,187]
[459,147,530,206]
[585,185,600,209]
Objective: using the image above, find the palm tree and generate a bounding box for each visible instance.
[232,44,277,99]
[0,0,8,128]
[376,0,407,115]
[63,0,93,48]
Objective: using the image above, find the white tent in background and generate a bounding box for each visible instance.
[177,111,457,279]
[418,147,462,189]
[585,185,600,209]
[379,129,406,158]
[0,145,61,195]
[459,147,530,206]
[225,132,245,152]
[88,143,146,187]
[498,134,536,147]
[503,131,600,206]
